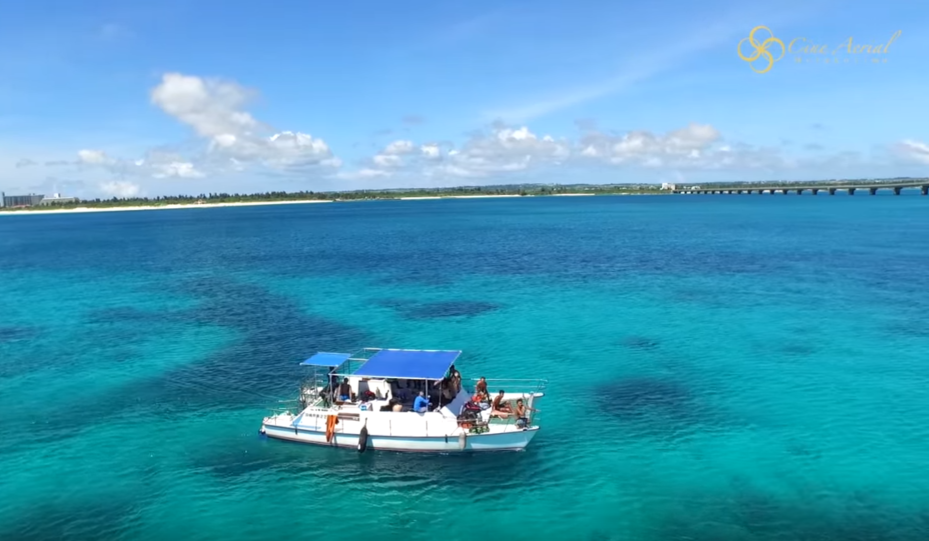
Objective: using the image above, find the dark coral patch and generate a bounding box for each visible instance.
[596,377,693,419]
[655,483,929,541]
[405,300,499,319]
[0,326,39,343]
[0,497,139,541]
[377,298,500,320]
[620,335,660,351]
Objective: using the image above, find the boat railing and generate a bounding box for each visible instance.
[466,378,547,396]
[266,399,302,417]
[266,401,334,418]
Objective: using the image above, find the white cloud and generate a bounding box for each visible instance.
[149,72,337,173]
[336,168,392,181]
[373,154,403,168]
[264,131,335,169]
[574,122,807,172]
[344,124,571,181]
[13,72,340,190]
[152,161,204,179]
[78,149,111,165]
[578,123,724,167]
[421,144,441,159]
[100,181,141,198]
[338,121,853,183]
[366,140,421,170]
[894,140,929,165]
[383,140,416,155]
[426,125,570,178]
[150,73,260,139]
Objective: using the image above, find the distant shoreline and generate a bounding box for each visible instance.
[0,199,332,216]
[0,193,614,216]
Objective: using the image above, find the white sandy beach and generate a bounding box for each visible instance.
[0,192,619,216]
[0,199,333,216]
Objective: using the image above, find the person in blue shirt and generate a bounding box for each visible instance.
[337,378,353,402]
[413,391,430,413]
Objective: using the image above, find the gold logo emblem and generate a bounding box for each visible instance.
[738,26,785,73]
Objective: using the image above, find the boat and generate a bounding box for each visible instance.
[259,347,546,453]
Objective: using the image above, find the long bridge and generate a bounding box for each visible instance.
[674,181,929,196]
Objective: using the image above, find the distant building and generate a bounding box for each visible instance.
[1,193,45,207]
[660,183,677,190]
[39,193,79,205]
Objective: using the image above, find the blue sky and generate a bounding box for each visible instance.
[1,0,927,197]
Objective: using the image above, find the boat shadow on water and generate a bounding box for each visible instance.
[191,431,561,499]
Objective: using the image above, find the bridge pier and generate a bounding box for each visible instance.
[797,188,804,195]
[923,185,928,196]
[893,187,901,195]
[829,188,836,195]
[811,188,819,195]
[869,187,878,195]
[848,188,856,195]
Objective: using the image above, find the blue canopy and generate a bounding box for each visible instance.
[300,352,351,367]
[349,349,461,380]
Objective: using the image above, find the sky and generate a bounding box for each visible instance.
[1,0,927,198]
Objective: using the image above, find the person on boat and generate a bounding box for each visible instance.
[514,398,537,428]
[413,391,430,413]
[338,378,353,402]
[441,379,457,404]
[471,385,490,410]
[475,376,488,396]
[491,390,512,418]
[450,365,462,392]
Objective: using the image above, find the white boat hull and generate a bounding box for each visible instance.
[261,423,539,452]
[261,377,545,454]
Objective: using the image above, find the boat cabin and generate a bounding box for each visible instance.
[299,348,465,413]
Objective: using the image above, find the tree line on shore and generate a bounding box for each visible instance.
[7,184,669,209]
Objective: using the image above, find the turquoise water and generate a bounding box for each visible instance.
[2,195,928,540]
